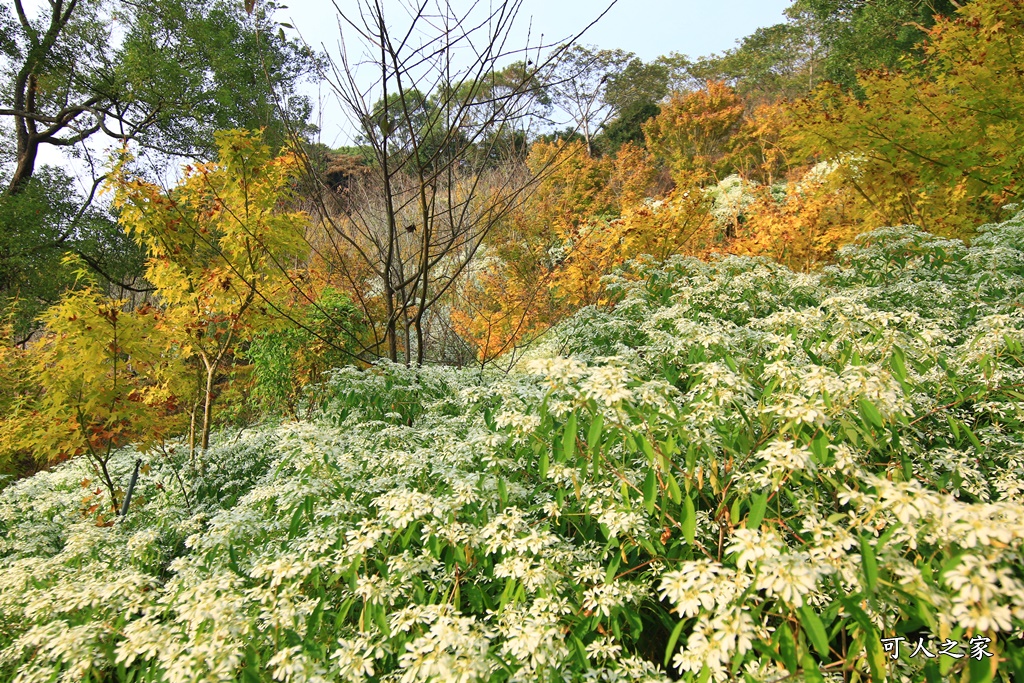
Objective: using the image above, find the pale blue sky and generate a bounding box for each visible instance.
[284,0,793,63]
[283,0,794,146]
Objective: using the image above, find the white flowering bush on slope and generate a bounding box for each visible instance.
[4,212,1024,683]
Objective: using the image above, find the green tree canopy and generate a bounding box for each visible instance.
[677,0,963,99]
[1,0,318,192]
[0,0,319,342]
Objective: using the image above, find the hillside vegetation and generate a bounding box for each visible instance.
[3,210,1024,681]
[2,0,1024,681]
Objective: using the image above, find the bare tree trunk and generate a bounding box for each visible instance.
[402,303,412,366]
[302,0,612,364]
[201,357,216,451]
[88,449,120,515]
[188,403,199,467]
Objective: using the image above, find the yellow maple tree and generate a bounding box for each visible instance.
[113,130,309,455]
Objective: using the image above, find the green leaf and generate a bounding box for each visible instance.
[334,597,354,628]
[243,647,262,683]
[776,624,798,674]
[969,651,994,683]
[682,494,696,545]
[962,421,984,452]
[587,413,603,453]
[666,471,682,505]
[798,606,830,657]
[373,603,388,633]
[605,554,621,584]
[227,544,243,576]
[641,436,656,463]
[842,596,885,682]
[810,432,829,464]
[947,415,960,440]
[642,469,657,515]
[499,578,517,608]
[1004,641,1024,682]
[400,522,417,549]
[859,399,884,428]
[890,347,908,381]
[563,413,578,461]
[289,503,304,538]
[747,491,767,530]
[865,631,887,683]
[801,653,826,683]
[571,635,588,666]
[539,450,549,480]
[860,535,878,591]
[685,444,697,470]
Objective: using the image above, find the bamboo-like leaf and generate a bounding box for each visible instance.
[890,347,908,381]
[860,535,878,591]
[776,624,798,674]
[563,412,578,461]
[682,494,696,545]
[643,469,657,515]
[802,653,826,683]
[666,472,682,505]
[664,618,687,667]
[747,491,767,529]
[798,606,830,657]
[587,414,603,453]
[859,399,884,429]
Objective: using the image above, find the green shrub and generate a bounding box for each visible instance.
[246,288,368,416]
[3,211,1024,682]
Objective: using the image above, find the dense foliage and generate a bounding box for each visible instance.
[791,0,1024,235]
[0,0,316,337]
[2,1,1024,679]
[3,207,1024,681]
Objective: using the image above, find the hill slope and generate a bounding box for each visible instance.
[3,212,1024,682]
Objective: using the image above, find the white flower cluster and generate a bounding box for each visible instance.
[4,212,1024,682]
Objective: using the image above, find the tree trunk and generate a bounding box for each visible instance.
[9,72,40,194]
[92,453,120,515]
[8,138,39,194]
[403,305,412,366]
[385,283,398,362]
[201,361,215,450]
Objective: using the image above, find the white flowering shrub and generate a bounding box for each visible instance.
[4,212,1024,682]
[706,174,760,232]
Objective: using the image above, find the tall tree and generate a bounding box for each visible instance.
[0,0,317,342]
[112,130,310,455]
[594,57,669,154]
[547,44,632,156]
[0,167,147,344]
[790,0,962,90]
[791,0,1023,235]
[679,0,961,100]
[0,0,316,193]
[603,57,669,114]
[642,81,746,182]
[305,0,606,365]
[0,268,182,512]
